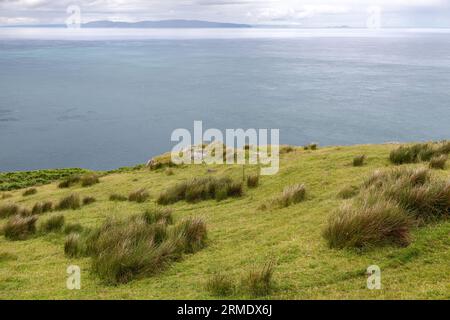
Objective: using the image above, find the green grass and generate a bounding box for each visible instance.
[0,143,449,299]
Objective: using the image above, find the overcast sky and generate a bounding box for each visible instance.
[0,0,449,27]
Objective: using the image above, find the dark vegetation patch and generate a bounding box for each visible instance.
[389,141,450,165]
[0,168,88,191]
[324,167,450,249]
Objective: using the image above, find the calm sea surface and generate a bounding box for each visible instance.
[1,28,449,171]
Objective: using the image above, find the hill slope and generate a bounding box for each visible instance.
[0,143,449,299]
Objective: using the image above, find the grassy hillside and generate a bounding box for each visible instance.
[0,143,449,299]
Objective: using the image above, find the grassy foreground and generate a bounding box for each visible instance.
[0,143,449,300]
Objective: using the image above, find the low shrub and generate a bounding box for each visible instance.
[40,214,65,233]
[206,273,234,297]
[241,260,276,297]
[3,215,38,240]
[83,196,96,205]
[323,201,412,249]
[273,184,306,208]
[109,194,127,202]
[56,194,81,211]
[353,155,366,167]
[128,189,150,203]
[429,155,447,170]
[80,174,100,187]
[22,188,37,197]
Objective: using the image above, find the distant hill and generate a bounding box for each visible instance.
[83,20,252,28]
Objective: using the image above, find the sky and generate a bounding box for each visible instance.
[0,0,449,27]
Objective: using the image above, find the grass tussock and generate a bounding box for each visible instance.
[206,273,234,297]
[40,214,65,233]
[1,193,13,199]
[3,215,38,240]
[324,167,450,249]
[157,177,243,205]
[64,233,82,258]
[109,194,127,202]
[273,184,306,208]
[353,155,366,167]
[323,200,412,249]
[82,196,96,205]
[58,175,81,189]
[128,189,150,203]
[337,185,359,199]
[165,168,174,176]
[56,194,81,211]
[64,223,84,235]
[65,211,207,285]
[429,155,447,170]
[304,143,318,150]
[22,188,37,197]
[241,260,276,297]
[389,141,450,165]
[246,174,260,188]
[0,204,21,219]
[80,174,100,187]
[32,201,53,215]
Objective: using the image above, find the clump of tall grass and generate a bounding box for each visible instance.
[157,177,243,205]
[337,185,359,199]
[141,208,173,225]
[109,194,127,202]
[83,196,96,205]
[389,141,450,165]
[206,273,234,297]
[128,189,150,203]
[80,174,100,187]
[325,167,450,249]
[165,168,174,176]
[241,260,276,297]
[246,174,260,188]
[304,143,318,150]
[280,145,295,154]
[56,194,81,211]
[64,223,84,235]
[362,167,450,221]
[323,200,412,249]
[22,188,37,197]
[65,211,207,284]
[272,184,306,208]
[429,155,447,170]
[39,214,65,233]
[171,217,207,253]
[58,175,81,188]
[3,215,38,240]
[353,155,366,167]
[32,201,53,215]
[1,193,13,199]
[0,204,22,219]
[64,233,83,258]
